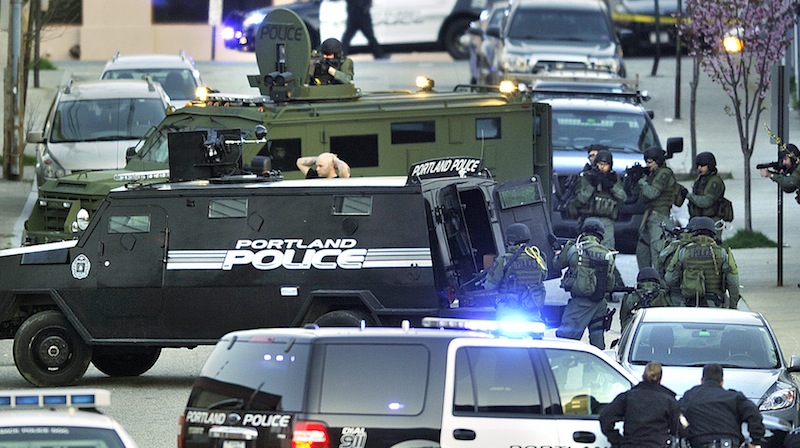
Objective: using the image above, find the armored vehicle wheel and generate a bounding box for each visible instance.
[13,310,92,387]
[315,310,375,327]
[92,346,162,377]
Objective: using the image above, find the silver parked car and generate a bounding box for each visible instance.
[100,52,203,108]
[28,77,170,186]
[612,307,800,426]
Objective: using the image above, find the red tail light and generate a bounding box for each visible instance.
[292,420,329,448]
[177,414,185,448]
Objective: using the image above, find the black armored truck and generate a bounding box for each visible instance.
[1,130,558,386]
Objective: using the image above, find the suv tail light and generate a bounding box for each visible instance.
[177,414,185,448]
[292,420,329,448]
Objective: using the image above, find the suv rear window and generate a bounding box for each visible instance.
[188,339,312,412]
[320,343,429,415]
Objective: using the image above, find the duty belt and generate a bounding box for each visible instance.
[690,437,735,448]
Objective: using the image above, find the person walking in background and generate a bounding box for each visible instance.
[680,363,764,448]
[342,0,388,60]
[599,362,682,448]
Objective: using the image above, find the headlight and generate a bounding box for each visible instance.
[243,12,266,28]
[759,387,796,411]
[501,54,529,73]
[589,57,621,73]
[40,153,67,179]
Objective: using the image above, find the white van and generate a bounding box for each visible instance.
[319,0,486,59]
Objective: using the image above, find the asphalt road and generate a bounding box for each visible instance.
[3,52,800,448]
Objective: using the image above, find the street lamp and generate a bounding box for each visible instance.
[722,28,744,53]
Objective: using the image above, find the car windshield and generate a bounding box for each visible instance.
[508,8,611,42]
[552,109,655,153]
[630,322,781,369]
[0,426,127,448]
[50,98,166,143]
[102,69,197,101]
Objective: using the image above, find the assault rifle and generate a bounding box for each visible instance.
[756,161,782,172]
[625,162,647,182]
[556,173,581,213]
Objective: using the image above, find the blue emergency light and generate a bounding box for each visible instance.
[0,389,111,408]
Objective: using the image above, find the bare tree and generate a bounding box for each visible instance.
[679,0,795,230]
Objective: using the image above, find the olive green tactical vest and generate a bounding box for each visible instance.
[689,172,725,218]
[643,166,677,215]
[680,235,725,298]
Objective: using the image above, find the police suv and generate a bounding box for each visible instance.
[0,140,558,386]
[179,318,638,448]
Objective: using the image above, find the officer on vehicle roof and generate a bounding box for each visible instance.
[555,219,616,349]
[483,223,547,322]
[312,38,354,85]
[664,216,740,308]
[680,363,765,448]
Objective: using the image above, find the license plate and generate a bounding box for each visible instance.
[222,441,246,448]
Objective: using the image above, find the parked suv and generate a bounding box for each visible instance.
[27,77,169,186]
[484,0,628,84]
[100,51,203,108]
[179,318,638,448]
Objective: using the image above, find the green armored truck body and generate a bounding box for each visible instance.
[25,8,552,244]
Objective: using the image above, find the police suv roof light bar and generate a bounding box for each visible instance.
[0,389,111,408]
[421,317,545,338]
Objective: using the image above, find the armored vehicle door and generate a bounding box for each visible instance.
[96,205,167,287]
[493,176,559,279]
[437,184,478,285]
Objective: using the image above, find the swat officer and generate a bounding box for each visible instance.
[600,362,682,448]
[664,216,740,308]
[483,223,547,321]
[620,267,673,332]
[760,143,800,194]
[680,363,765,448]
[312,38,355,85]
[555,219,616,349]
[687,152,726,240]
[571,149,627,250]
[636,147,679,269]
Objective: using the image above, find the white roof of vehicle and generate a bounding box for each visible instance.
[61,79,168,101]
[102,53,198,71]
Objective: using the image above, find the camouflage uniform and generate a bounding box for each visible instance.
[636,148,678,269]
[687,152,725,240]
[664,217,740,308]
[620,267,673,333]
[555,220,615,349]
[572,150,627,250]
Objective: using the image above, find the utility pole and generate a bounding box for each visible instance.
[4,0,22,180]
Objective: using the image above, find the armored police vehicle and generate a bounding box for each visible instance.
[25,8,552,245]
[1,146,557,387]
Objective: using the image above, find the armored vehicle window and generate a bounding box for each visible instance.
[391,121,435,144]
[108,215,151,233]
[331,135,379,168]
[454,346,543,415]
[497,183,544,209]
[209,198,248,218]
[259,138,301,172]
[544,349,631,416]
[320,343,428,415]
[332,196,372,215]
[476,117,501,140]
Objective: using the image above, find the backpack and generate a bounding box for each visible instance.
[570,241,613,301]
[718,197,734,222]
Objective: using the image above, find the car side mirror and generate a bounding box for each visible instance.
[26,131,44,144]
[125,146,137,162]
[788,355,800,371]
[665,137,684,158]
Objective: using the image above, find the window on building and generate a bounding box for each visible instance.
[153,0,208,24]
[44,0,82,25]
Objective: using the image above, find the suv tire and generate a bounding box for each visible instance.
[315,309,375,327]
[92,346,162,377]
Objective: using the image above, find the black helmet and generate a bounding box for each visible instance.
[687,216,716,235]
[320,38,343,58]
[581,218,605,239]
[643,147,666,165]
[779,143,800,161]
[637,267,661,283]
[695,151,717,171]
[506,223,531,245]
[594,149,613,167]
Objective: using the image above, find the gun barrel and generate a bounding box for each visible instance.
[756,162,781,170]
